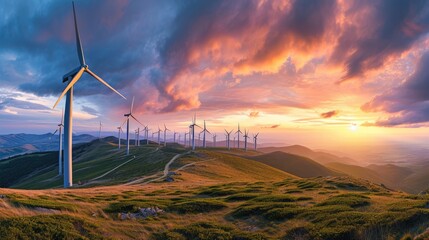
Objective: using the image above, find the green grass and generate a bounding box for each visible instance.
[0,215,103,239]
[225,193,259,202]
[317,193,371,208]
[8,195,75,211]
[152,222,269,240]
[168,199,227,214]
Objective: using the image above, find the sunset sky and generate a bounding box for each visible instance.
[1,0,429,150]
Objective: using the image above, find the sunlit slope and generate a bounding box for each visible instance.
[248,151,343,178]
[173,150,296,183]
[326,162,388,186]
[6,138,186,189]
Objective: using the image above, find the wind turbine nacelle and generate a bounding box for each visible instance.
[62,67,81,82]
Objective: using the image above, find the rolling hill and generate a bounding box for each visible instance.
[259,145,359,165]
[326,162,388,185]
[248,151,343,178]
[1,141,429,239]
[0,133,96,160]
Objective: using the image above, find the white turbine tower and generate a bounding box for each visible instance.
[224,129,233,150]
[157,126,162,145]
[198,132,202,147]
[235,123,242,149]
[184,132,189,147]
[253,133,259,150]
[98,121,102,140]
[163,124,170,147]
[189,114,200,150]
[178,133,181,144]
[52,110,64,175]
[144,126,150,145]
[243,129,250,151]
[173,131,178,143]
[117,124,124,150]
[123,97,144,155]
[52,2,126,188]
[200,120,211,148]
[212,134,217,147]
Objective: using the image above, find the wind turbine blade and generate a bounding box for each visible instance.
[86,68,126,99]
[53,67,85,109]
[53,129,58,135]
[130,96,135,113]
[72,2,85,66]
[131,114,144,126]
[206,129,211,134]
[120,118,127,128]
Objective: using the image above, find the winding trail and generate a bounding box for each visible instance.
[90,156,136,181]
[124,151,191,185]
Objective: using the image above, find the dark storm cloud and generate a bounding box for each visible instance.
[320,110,339,118]
[333,0,429,82]
[0,0,172,98]
[362,52,429,126]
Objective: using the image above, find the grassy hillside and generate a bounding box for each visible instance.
[326,162,388,185]
[249,151,342,178]
[259,145,358,165]
[2,142,429,239]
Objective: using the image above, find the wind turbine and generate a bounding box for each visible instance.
[98,121,102,140]
[200,120,211,148]
[117,125,123,150]
[235,123,242,149]
[124,97,144,155]
[163,124,170,147]
[198,132,202,147]
[253,133,259,150]
[173,131,178,143]
[144,126,150,145]
[52,2,126,188]
[224,129,233,150]
[184,132,189,147]
[189,114,200,150]
[243,129,250,151]
[152,132,156,141]
[52,110,64,175]
[212,134,217,147]
[178,133,181,144]
[156,126,162,145]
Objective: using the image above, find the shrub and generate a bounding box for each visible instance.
[152,222,269,240]
[168,199,227,214]
[225,193,259,202]
[0,215,103,239]
[317,194,370,208]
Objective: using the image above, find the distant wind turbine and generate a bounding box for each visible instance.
[184,132,189,147]
[201,120,211,148]
[243,129,250,151]
[189,114,200,150]
[212,134,217,147]
[117,118,126,150]
[173,131,178,143]
[144,126,150,145]
[52,110,64,175]
[52,2,126,188]
[163,124,170,147]
[235,123,242,149]
[124,97,144,155]
[156,126,162,145]
[224,129,233,150]
[253,133,259,150]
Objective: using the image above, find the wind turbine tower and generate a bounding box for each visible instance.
[52,110,64,175]
[224,129,233,150]
[189,114,200,150]
[212,134,217,147]
[98,121,102,140]
[201,120,211,148]
[243,129,249,151]
[253,133,259,150]
[163,124,170,147]
[53,2,126,187]
[235,123,242,149]
[123,97,144,155]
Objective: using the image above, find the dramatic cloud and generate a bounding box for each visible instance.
[320,110,339,118]
[362,52,429,126]
[262,124,280,129]
[332,0,429,82]
[0,98,50,111]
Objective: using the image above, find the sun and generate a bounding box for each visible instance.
[349,123,358,132]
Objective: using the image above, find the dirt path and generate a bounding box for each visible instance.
[124,151,191,185]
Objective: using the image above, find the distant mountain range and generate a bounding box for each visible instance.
[0,133,97,160]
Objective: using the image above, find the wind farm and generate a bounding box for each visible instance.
[2,1,429,239]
